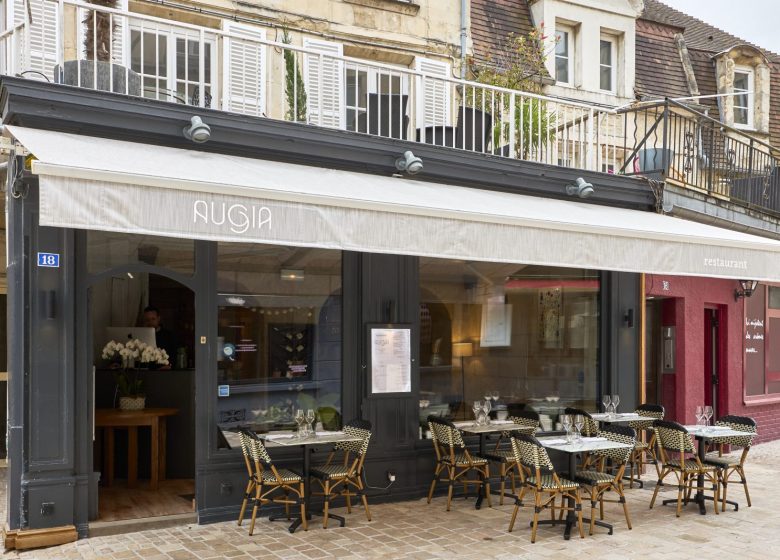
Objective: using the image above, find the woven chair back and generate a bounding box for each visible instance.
[510,410,541,432]
[337,419,373,457]
[510,431,554,471]
[654,420,695,454]
[594,424,636,464]
[238,428,273,464]
[713,415,757,448]
[428,416,465,448]
[630,403,664,431]
[564,407,599,436]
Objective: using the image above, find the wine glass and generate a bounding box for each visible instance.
[602,395,612,415]
[561,414,572,443]
[472,401,482,425]
[574,414,584,442]
[306,409,316,437]
[294,409,305,438]
[703,406,713,432]
[482,399,492,424]
[611,394,620,416]
[695,405,704,428]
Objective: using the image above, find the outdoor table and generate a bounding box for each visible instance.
[259,431,363,532]
[667,425,751,514]
[591,413,646,423]
[453,420,535,509]
[539,436,633,539]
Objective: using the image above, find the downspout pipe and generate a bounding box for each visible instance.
[460,0,467,78]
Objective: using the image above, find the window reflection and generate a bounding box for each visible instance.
[419,258,599,435]
[215,244,342,446]
[86,231,195,275]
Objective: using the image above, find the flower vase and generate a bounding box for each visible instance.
[119,396,146,410]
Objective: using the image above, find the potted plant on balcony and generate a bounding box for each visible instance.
[282,29,307,123]
[102,339,170,410]
[469,28,556,159]
[55,0,141,95]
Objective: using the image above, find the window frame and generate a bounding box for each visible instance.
[554,25,574,86]
[345,63,410,133]
[129,20,218,107]
[599,35,616,93]
[744,284,780,405]
[732,65,754,130]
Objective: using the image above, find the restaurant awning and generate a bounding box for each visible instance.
[9,125,780,281]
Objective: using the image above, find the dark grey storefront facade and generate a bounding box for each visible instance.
[2,77,650,538]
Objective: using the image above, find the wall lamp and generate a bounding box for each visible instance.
[183,116,211,143]
[566,177,594,199]
[395,150,423,175]
[734,279,759,301]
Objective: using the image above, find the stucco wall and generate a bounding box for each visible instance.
[530,0,640,107]
[646,274,780,443]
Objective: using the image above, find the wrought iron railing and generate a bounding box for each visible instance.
[619,99,780,216]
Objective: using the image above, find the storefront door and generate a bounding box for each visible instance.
[704,307,721,418]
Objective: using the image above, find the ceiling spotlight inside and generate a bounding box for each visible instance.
[183,115,211,143]
[395,150,424,175]
[566,177,595,199]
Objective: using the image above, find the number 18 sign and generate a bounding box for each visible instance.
[37,252,60,268]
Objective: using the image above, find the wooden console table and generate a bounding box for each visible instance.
[96,408,178,491]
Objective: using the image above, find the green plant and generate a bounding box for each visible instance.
[469,27,557,159]
[115,369,144,398]
[83,0,119,62]
[282,29,307,122]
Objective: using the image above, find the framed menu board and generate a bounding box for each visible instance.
[368,324,412,394]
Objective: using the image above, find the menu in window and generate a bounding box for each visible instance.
[744,287,766,396]
[371,328,412,393]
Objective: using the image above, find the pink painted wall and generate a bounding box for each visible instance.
[645,275,780,442]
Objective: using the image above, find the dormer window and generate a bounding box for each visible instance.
[599,37,616,92]
[733,66,754,129]
[555,27,573,85]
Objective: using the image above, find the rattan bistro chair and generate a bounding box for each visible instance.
[236,428,307,535]
[508,431,585,543]
[703,415,757,512]
[628,404,665,486]
[575,425,635,535]
[426,416,492,511]
[310,419,373,528]
[483,410,541,505]
[649,420,720,517]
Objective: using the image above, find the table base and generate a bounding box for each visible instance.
[662,494,738,514]
[530,516,612,540]
[269,510,347,533]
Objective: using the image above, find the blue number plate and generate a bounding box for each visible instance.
[37,252,60,268]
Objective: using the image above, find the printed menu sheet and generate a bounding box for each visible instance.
[371,328,412,393]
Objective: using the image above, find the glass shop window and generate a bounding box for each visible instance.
[215,243,342,446]
[419,258,600,435]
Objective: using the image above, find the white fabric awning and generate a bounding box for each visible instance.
[9,124,780,281]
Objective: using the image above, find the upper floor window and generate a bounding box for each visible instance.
[599,37,615,92]
[733,67,754,129]
[555,27,573,85]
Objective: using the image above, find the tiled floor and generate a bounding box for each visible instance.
[4,439,780,559]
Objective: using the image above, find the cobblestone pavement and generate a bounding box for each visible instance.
[4,439,780,560]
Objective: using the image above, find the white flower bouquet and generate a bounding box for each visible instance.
[102,339,170,368]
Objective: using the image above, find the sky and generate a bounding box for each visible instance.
[660,0,780,54]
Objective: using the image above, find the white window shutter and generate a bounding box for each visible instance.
[303,38,344,129]
[222,21,267,117]
[15,0,59,80]
[415,57,451,128]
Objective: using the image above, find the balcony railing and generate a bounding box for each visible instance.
[619,99,780,216]
[0,0,625,174]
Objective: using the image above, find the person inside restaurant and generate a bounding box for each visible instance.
[142,305,177,370]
